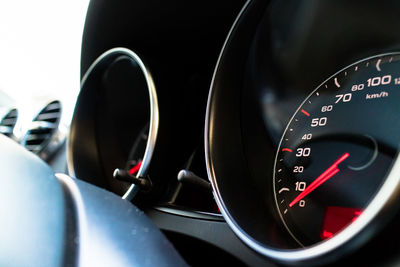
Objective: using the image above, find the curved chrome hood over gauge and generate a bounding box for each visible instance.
[205,0,400,265]
[68,48,159,199]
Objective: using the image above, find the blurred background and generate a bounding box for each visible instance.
[0,0,89,171]
[0,0,89,130]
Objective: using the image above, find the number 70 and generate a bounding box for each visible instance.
[335,93,352,103]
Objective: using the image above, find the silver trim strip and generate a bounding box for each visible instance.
[153,206,224,222]
[67,47,159,201]
[55,173,89,267]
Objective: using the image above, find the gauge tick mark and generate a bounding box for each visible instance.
[301,109,310,117]
[334,77,340,88]
[279,188,290,194]
[376,59,382,72]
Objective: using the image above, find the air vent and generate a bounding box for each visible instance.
[0,108,18,137]
[22,101,62,156]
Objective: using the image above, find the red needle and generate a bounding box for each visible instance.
[129,160,143,175]
[289,152,349,208]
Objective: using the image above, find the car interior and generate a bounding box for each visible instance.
[2,0,400,266]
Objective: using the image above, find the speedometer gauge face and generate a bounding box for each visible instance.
[274,53,400,246]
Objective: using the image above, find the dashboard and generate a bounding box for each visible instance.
[3,0,400,266]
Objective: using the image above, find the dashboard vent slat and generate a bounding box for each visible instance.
[36,113,60,122]
[0,108,18,137]
[22,101,62,155]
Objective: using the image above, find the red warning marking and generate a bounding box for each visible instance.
[281,148,293,152]
[301,109,310,117]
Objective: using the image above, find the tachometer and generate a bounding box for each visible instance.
[274,53,400,246]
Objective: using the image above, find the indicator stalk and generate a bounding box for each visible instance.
[177,169,211,192]
[113,168,152,190]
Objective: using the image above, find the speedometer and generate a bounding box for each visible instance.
[274,53,400,246]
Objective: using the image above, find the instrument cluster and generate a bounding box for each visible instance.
[69,0,400,265]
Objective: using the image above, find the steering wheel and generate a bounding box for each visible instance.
[0,135,185,266]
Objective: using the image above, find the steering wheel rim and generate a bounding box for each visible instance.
[0,134,185,266]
